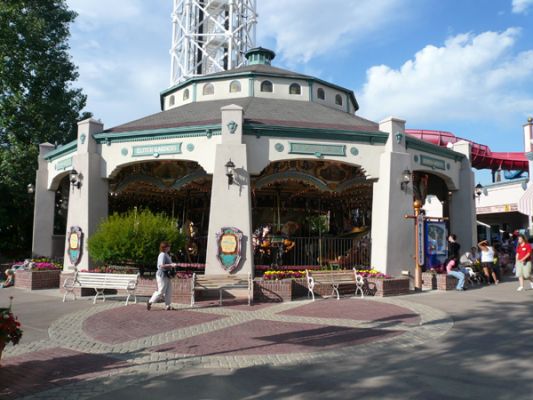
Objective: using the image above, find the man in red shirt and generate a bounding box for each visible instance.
[515,234,533,291]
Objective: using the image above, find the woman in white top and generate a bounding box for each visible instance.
[147,241,176,311]
[478,240,499,284]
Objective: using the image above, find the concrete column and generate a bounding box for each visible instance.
[450,140,476,250]
[63,118,108,272]
[32,143,56,258]
[371,117,415,278]
[205,105,254,276]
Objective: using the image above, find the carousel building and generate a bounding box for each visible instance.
[31,47,477,278]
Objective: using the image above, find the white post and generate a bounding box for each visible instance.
[63,118,108,272]
[32,143,56,258]
[371,117,414,278]
[205,105,254,276]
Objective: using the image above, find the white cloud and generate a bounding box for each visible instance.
[358,28,533,124]
[258,0,405,62]
[512,0,533,14]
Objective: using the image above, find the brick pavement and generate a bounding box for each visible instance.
[0,296,452,400]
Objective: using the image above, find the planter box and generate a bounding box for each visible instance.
[365,277,410,297]
[254,279,293,302]
[422,272,458,291]
[14,269,61,290]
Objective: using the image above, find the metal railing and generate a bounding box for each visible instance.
[254,236,371,268]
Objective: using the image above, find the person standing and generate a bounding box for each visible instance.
[147,241,176,311]
[478,240,499,285]
[515,234,533,292]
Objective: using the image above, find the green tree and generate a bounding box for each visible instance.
[0,1,89,256]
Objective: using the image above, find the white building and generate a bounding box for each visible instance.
[31,48,477,283]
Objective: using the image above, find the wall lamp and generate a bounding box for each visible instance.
[70,169,83,189]
[474,183,483,198]
[400,170,411,191]
[27,183,35,194]
[225,159,235,186]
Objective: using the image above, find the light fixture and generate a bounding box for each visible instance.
[70,169,82,189]
[474,183,483,198]
[27,183,35,194]
[225,159,235,186]
[400,170,411,191]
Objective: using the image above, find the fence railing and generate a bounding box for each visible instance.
[254,236,371,268]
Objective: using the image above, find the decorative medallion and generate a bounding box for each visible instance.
[105,138,111,146]
[216,227,244,272]
[121,148,128,156]
[67,226,83,266]
[414,155,419,163]
[314,151,323,158]
[80,134,86,144]
[153,152,160,158]
[186,143,195,152]
[395,132,403,144]
[350,147,359,156]
[227,121,238,134]
[206,129,213,139]
[274,143,284,152]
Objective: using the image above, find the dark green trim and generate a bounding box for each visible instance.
[44,140,77,161]
[160,71,359,111]
[243,123,388,145]
[93,124,222,145]
[308,80,313,102]
[406,136,465,162]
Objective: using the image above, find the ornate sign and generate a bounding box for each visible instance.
[67,226,83,266]
[131,143,182,157]
[216,227,243,272]
[416,214,425,266]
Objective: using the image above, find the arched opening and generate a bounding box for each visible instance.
[108,160,212,266]
[202,83,214,96]
[289,83,301,95]
[183,88,190,101]
[169,95,175,107]
[229,80,241,93]
[317,87,325,100]
[251,160,373,269]
[335,94,343,106]
[260,80,273,93]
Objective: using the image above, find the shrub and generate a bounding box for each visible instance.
[87,209,186,267]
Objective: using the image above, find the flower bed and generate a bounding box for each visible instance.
[1,297,23,361]
[262,270,305,280]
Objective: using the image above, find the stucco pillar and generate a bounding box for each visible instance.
[63,118,108,272]
[32,143,56,258]
[371,117,414,278]
[450,140,476,250]
[523,118,533,233]
[205,105,254,276]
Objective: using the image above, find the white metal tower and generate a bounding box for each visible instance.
[170,0,257,85]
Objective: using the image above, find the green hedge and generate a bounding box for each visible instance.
[87,209,186,267]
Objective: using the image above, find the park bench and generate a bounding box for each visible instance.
[62,271,139,305]
[306,268,365,301]
[191,273,253,306]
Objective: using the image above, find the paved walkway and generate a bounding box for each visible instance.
[1,279,533,399]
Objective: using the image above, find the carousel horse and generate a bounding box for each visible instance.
[183,220,199,263]
[252,224,273,264]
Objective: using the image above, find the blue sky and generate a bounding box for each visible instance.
[66,0,533,183]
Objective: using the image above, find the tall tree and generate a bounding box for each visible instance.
[0,0,88,257]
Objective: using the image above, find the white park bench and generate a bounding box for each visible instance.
[63,271,139,305]
[306,268,365,301]
[191,273,253,306]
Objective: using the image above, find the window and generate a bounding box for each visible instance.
[289,83,301,95]
[203,83,214,95]
[229,80,241,93]
[183,88,190,101]
[260,80,273,92]
[317,88,325,100]
[169,95,175,106]
[335,94,343,106]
